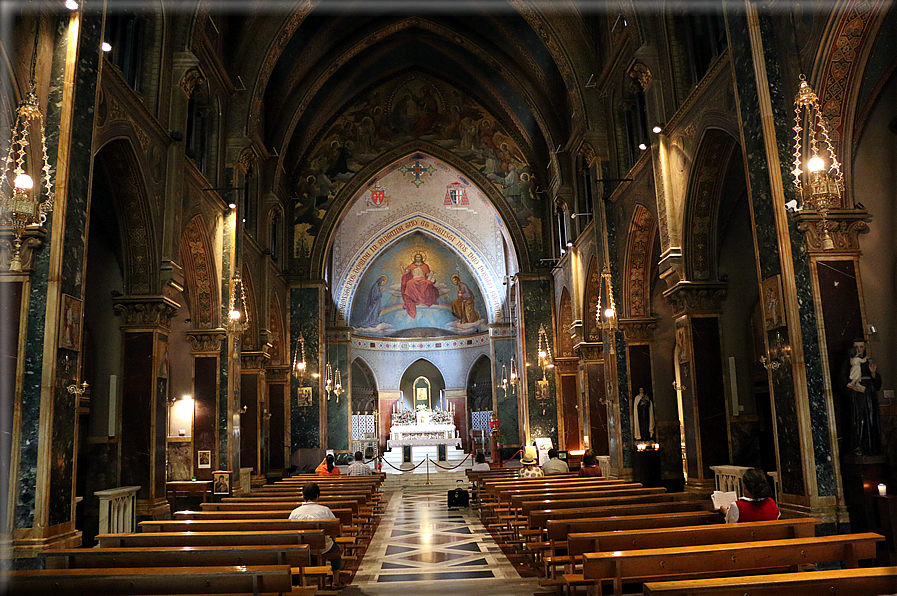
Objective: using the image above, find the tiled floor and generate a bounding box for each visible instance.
[344,487,552,596]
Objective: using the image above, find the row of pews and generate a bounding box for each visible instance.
[468,468,897,595]
[6,473,385,596]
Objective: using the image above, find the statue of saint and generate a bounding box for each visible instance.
[839,339,882,455]
[632,388,655,441]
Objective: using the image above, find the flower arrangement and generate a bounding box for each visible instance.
[430,408,454,425]
[392,409,415,426]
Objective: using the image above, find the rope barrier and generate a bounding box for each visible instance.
[379,456,428,472]
[429,452,473,470]
[502,448,523,466]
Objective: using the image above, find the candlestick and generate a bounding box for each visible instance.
[879,483,887,497]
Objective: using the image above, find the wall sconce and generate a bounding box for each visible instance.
[292,333,307,380]
[1,29,55,272]
[227,274,250,335]
[760,331,792,371]
[570,213,593,220]
[792,75,843,251]
[67,381,89,397]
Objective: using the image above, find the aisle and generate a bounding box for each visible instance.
[344,486,552,595]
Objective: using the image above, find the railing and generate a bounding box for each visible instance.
[94,486,140,535]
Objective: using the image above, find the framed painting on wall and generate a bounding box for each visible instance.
[296,386,313,406]
[197,450,211,469]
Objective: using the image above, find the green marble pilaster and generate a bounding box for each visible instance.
[491,334,519,445]
[325,332,350,451]
[724,1,837,505]
[517,276,557,446]
[290,285,322,449]
[13,7,102,552]
[604,199,633,472]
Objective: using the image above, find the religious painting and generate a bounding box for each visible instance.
[296,386,313,407]
[290,73,544,272]
[676,325,690,363]
[760,275,785,330]
[197,450,212,469]
[413,376,431,410]
[212,471,231,495]
[59,294,81,351]
[348,232,485,337]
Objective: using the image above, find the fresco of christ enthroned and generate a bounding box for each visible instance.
[400,252,440,317]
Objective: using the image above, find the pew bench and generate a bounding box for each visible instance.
[5,564,293,596]
[96,529,326,552]
[578,532,883,596]
[642,566,897,596]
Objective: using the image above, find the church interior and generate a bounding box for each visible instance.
[1,0,897,591]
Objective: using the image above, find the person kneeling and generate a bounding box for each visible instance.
[290,482,345,588]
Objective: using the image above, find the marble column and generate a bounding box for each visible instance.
[663,285,729,490]
[186,329,226,481]
[490,330,519,447]
[324,329,350,451]
[516,274,557,446]
[290,284,323,453]
[113,296,180,518]
[724,0,842,525]
[240,351,270,486]
[7,7,103,557]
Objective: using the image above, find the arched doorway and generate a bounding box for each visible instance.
[466,355,492,454]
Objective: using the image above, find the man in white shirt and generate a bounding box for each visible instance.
[289,483,343,585]
[346,451,373,476]
[541,448,569,474]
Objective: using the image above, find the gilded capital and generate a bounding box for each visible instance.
[113,295,180,329]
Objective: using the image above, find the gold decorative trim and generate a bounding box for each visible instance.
[794,209,869,254]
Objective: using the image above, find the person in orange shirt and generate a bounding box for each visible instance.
[316,453,341,476]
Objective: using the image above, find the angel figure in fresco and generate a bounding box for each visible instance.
[450,274,480,324]
[358,275,387,328]
[400,253,440,318]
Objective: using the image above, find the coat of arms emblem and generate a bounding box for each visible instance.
[366,186,388,208]
[444,182,469,206]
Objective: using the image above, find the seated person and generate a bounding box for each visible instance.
[541,448,569,474]
[720,468,780,523]
[519,446,544,478]
[470,451,491,472]
[346,451,373,476]
[316,453,341,476]
[289,482,344,587]
[578,451,602,477]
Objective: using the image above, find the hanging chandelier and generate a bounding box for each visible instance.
[227,274,250,335]
[535,325,554,414]
[1,29,54,272]
[291,333,306,379]
[324,362,343,403]
[595,266,618,331]
[792,74,843,251]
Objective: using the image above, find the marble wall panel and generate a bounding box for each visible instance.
[240,373,259,471]
[193,356,218,480]
[520,278,557,444]
[492,337,519,445]
[327,343,350,450]
[291,286,321,449]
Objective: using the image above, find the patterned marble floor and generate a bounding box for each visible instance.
[344,487,552,596]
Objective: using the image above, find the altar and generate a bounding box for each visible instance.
[387,408,461,450]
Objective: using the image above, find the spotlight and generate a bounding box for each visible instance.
[228,202,237,209]
[566,242,573,248]
[652,125,663,134]
[638,142,648,151]
[64,0,79,9]
[101,42,112,52]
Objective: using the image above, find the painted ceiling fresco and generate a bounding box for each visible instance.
[330,153,512,339]
[291,73,544,275]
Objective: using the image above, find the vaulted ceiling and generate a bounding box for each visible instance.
[217,1,594,189]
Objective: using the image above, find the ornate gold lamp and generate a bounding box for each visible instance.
[227,274,250,335]
[792,75,843,251]
[595,266,618,332]
[291,333,307,379]
[1,33,54,272]
[535,324,554,415]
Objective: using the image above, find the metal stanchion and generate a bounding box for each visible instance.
[425,455,431,485]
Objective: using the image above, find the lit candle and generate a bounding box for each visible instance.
[879,483,887,497]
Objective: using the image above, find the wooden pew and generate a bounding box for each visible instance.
[558,518,818,591]
[580,533,883,596]
[42,544,311,570]
[96,529,326,550]
[138,517,344,540]
[5,564,293,596]
[528,499,710,532]
[642,566,897,596]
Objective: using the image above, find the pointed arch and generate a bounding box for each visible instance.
[683,129,737,282]
[93,138,158,295]
[309,141,532,276]
[584,256,601,342]
[558,288,574,358]
[268,293,285,365]
[624,205,657,319]
[180,215,219,329]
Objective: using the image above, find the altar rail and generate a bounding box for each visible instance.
[95,485,140,535]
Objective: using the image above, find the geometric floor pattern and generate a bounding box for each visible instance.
[345,487,552,595]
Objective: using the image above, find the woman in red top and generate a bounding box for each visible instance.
[578,451,602,477]
[721,468,779,523]
[316,453,341,476]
